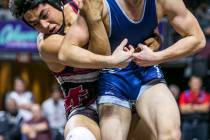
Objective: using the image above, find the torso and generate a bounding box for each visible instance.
[39,0,165,73]
[102,0,165,36]
[38,1,100,116]
[105,0,158,51]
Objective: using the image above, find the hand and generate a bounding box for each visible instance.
[133,44,161,67]
[204,27,210,35]
[63,4,78,32]
[144,32,161,51]
[186,104,194,113]
[79,0,103,22]
[0,135,4,140]
[28,128,37,139]
[110,39,134,68]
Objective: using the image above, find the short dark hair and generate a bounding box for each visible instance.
[9,0,44,19]
[9,0,63,19]
[13,76,25,83]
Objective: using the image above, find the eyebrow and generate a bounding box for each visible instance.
[28,9,45,25]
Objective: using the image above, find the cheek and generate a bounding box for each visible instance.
[47,13,59,24]
[52,10,63,24]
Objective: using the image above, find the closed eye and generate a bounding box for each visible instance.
[40,9,48,20]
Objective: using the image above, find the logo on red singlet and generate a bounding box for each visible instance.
[64,85,89,112]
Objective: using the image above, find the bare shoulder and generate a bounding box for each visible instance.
[37,33,65,72]
[157,0,187,16]
[37,33,63,60]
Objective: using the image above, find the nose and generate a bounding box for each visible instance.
[40,19,49,30]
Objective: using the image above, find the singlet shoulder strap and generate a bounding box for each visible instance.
[69,0,79,14]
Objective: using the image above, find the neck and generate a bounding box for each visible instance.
[191,89,200,94]
[124,0,142,7]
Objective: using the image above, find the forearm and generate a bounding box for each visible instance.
[60,16,114,69]
[80,0,110,55]
[18,103,32,110]
[180,104,193,114]
[87,20,111,55]
[149,30,162,51]
[32,122,48,132]
[0,135,4,140]
[156,35,205,63]
[21,124,30,134]
[193,104,209,113]
[158,0,206,63]
[58,44,113,69]
[40,34,115,69]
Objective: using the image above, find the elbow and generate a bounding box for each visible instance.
[196,36,206,52]
[58,48,67,64]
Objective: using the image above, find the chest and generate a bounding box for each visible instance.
[185,93,206,104]
[102,0,164,35]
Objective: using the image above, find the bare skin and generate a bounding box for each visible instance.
[84,0,205,140]
[21,1,160,140]
[22,2,134,140]
[133,0,206,66]
[34,0,205,140]
[36,0,203,139]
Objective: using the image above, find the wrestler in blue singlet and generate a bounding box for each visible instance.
[97,0,165,108]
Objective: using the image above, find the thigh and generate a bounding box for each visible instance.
[65,114,101,140]
[136,83,180,138]
[99,104,131,140]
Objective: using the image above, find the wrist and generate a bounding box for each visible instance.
[154,52,163,64]
[105,56,116,68]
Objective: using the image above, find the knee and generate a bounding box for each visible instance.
[157,126,181,140]
[65,127,96,140]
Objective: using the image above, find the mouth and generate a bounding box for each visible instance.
[49,26,57,34]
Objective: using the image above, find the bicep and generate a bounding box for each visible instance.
[162,0,202,37]
[63,16,89,47]
[38,34,64,62]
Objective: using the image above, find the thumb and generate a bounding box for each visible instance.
[128,45,135,53]
[118,39,128,50]
[138,44,147,51]
[135,46,141,52]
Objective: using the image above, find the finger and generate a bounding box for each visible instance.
[144,38,154,45]
[135,46,141,52]
[123,47,129,52]
[119,39,128,49]
[133,52,142,58]
[128,45,135,53]
[133,57,142,62]
[137,44,146,50]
